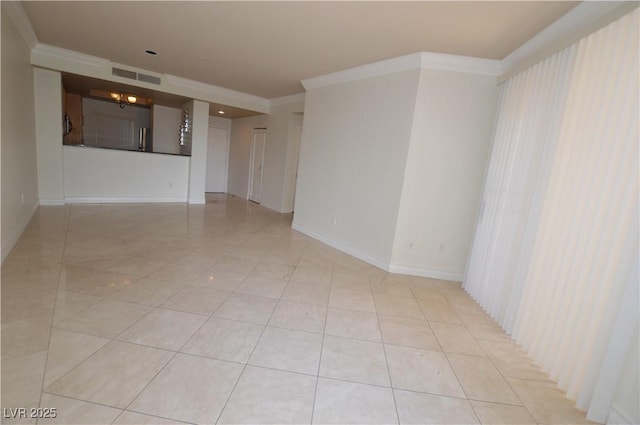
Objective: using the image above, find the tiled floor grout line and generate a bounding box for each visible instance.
[116,408,195,425]
[113,212,273,424]
[211,239,296,425]
[113,227,265,419]
[309,257,335,425]
[437,282,541,424]
[445,285,539,416]
[39,391,194,425]
[43,355,533,411]
[372,280,403,425]
[498,375,540,422]
[429,282,489,424]
[36,204,74,421]
[63,275,461,392]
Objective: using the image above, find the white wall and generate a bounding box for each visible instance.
[293,70,420,267]
[34,67,64,205]
[206,115,232,193]
[226,99,304,212]
[187,100,210,204]
[1,7,39,261]
[63,146,189,202]
[228,114,268,199]
[390,69,498,279]
[151,104,181,154]
[262,100,305,212]
[209,115,231,129]
[282,112,304,213]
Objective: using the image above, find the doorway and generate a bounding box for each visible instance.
[205,126,230,193]
[248,128,266,203]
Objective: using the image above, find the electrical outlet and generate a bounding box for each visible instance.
[439,244,445,253]
[407,240,414,250]
[332,216,337,226]
[21,193,24,204]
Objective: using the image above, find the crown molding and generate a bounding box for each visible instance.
[2,1,38,49]
[419,52,501,76]
[302,51,501,90]
[32,43,109,69]
[302,53,422,90]
[501,1,638,81]
[270,92,306,106]
[165,74,270,110]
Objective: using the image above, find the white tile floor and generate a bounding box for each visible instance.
[1,194,597,424]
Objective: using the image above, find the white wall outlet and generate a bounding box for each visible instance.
[20,193,24,204]
[439,243,445,253]
[332,216,337,226]
[407,240,414,250]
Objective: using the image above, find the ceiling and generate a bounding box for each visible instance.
[24,1,578,100]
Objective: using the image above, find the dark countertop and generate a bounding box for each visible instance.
[63,143,191,157]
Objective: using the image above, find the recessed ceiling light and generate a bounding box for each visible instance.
[218,110,225,115]
[145,50,157,55]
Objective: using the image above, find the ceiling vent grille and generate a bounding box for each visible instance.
[112,67,161,85]
[137,73,161,85]
[112,67,137,80]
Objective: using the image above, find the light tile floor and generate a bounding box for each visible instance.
[1,194,597,424]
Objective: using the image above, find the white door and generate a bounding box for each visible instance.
[248,129,266,203]
[205,126,229,192]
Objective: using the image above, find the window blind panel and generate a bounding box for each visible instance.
[513,8,638,401]
[95,113,135,149]
[463,8,638,423]
[464,46,576,330]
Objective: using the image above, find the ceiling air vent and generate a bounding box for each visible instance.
[112,67,137,80]
[137,73,161,85]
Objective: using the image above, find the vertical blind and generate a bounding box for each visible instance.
[95,113,136,149]
[464,8,638,423]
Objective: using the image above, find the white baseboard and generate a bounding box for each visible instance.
[1,202,38,264]
[227,191,247,201]
[258,199,279,212]
[39,198,65,206]
[188,197,206,205]
[65,197,187,204]
[292,222,464,281]
[388,264,464,281]
[607,407,635,425]
[291,222,391,271]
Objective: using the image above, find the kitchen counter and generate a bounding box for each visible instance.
[63,143,191,157]
[62,144,191,202]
